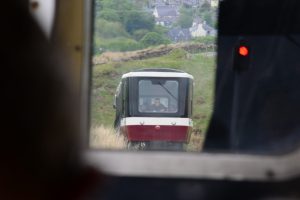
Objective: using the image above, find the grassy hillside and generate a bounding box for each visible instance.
[90,48,215,151]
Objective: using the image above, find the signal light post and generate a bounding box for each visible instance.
[231,42,251,149]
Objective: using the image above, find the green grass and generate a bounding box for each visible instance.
[91,49,216,136]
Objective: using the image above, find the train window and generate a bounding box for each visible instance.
[138,80,178,113]
[90,0,218,151]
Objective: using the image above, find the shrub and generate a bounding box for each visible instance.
[94,19,129,39]
[95,37,143,52]
[132,29,149,41]
[98,9,120,22]
[140,32,170,47]
[193,36,216,45]
[124,11,155,34]
[167,49,188,59]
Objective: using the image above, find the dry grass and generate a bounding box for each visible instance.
[90,125,204,152]
[187,132,205,152]
[90,125,126,149]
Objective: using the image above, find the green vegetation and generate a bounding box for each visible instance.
[93,0,218,54]
[124,11,155,34]
[192,36,216,45]
[177,7,193,28]
[94,0,169,54]
[91,49,216,136]
[91,0,218,151]
[95,37,142,53]
[196,1,217,28]
[140,32,170,47]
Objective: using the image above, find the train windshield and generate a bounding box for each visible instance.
[138,79,179,113]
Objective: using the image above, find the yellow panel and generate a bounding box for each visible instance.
[52,0,84,89]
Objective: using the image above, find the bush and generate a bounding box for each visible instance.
[193,36,216,45]
[98,9,120,22]
[153,25,169,35]
[132,29,149,41]
[94,19,129,39]
[124,11,155,34]
[177,7,193,28]
[140,32,170,47]
[167,49,188,59]
[95,37,143,52]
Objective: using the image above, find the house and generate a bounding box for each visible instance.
[151,0,181,7]
[153,5,178,18]
[168,27,192,42]
[151,0,203,8]
[156,16,178,27]
[203,23,217,36]
[189,23,206,37]
[189,20,216,37]
[210,0,219,8]
[182,0,200,7]
[152,0,166,7]
[153,5,179,27]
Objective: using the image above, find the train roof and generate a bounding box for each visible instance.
[134,68,185,73]
[121,68,194,79]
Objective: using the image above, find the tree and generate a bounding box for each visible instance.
[196,10,217,28]
[132,29,149,41]
[98,9,120,22]
[101,0,134,23]
[199,0,211,12]
[94,0,103,18]
[140,32,170,47]
[177,14,193,28]
[177,7,193,28]
[153,25,169,35]
[124,11,155,34]
[94,19,129,39]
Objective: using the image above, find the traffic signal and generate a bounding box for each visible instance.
[233,43,251,72]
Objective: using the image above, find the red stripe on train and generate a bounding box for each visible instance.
[123,125,190,142]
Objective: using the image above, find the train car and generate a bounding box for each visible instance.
[113,68,194,150]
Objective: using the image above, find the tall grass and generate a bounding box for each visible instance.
[187,132,205,152]
[90,125,126,149]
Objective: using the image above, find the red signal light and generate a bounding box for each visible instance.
[238,46,249,56]
[233,42,251,72]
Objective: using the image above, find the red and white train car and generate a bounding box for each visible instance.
[113,68,194,150]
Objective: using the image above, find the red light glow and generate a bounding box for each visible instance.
[239,46,249,56]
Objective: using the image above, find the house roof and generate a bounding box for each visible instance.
[153,0,181,6]
[203,23,215,32]
[193,17,203,24]
[155,6,178,17]
[182,0,200,6]
[154,0,166,6]
[157,16,178,23]
[168,27,192,41]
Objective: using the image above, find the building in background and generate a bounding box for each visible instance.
[168,27,192,42]
[153,5,179,27]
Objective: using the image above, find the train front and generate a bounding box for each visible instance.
[121,69,194,150]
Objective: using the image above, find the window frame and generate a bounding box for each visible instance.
[128,77,189,118]
[137,78,180,114]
